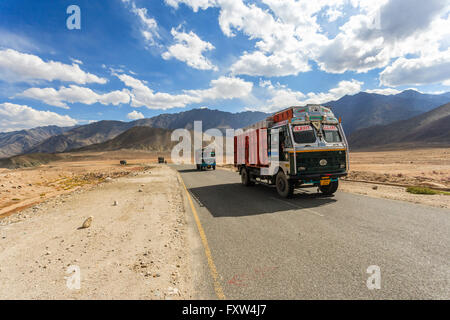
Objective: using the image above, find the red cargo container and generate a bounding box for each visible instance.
[234,128,269,167]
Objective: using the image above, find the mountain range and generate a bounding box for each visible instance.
[0,125,73,158]
[327,90,450,134]
[347,102,450,150]
[0,89,448,158]
[0,110,268,158]
[76,126,177,152]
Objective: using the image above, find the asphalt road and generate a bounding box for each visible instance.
[174,165,450,299]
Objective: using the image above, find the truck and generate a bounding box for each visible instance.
[234,104,349,198]
[195,148,216,171]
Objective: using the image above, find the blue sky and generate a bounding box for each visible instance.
[0,0,449,131]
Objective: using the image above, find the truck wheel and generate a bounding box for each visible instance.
[241,167,254,186]
[276,171,294,198]
[319,180,339,195]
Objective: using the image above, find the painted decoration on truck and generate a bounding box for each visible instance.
[293,107,307,116]
[323,125,338,131]
[293,125,313,132]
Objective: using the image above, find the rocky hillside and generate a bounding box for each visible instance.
[75,126,177,152]
[348,102,450,150]
[0,126,73,158]
[328,90,450,134]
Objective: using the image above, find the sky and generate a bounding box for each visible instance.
[0,0,449,132]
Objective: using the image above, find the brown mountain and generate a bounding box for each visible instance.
[327,90,450,134]
[0,125,73,158]
[75,126,177,152]
[348,102,450,150]
[28,120,134,154]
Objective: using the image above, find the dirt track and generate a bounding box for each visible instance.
[0,165,194,299]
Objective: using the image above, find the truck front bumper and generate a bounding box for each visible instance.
[290,171,347,184]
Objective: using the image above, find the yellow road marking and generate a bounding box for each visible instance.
[178,173,226,300]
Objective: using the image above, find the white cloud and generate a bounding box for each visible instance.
[188,76,253,100]
[364,88,401,95]
[117,73,252,109]
[127,110,145,120]
[0,29,39,52]
[304,79,363,103]
[380,49,450,86]
[17,85,131,109]
[166,0,313,76]
[378,0,446,40]
[325,8,343,22]
[0,102,78,132]
[230,51,310,77]
[0,49,107,84]
[258,79,363,112]
[162,28,217,71]
[165,0,216,12]
[258,80,305,109]
[167,0,450,81]
[70,58,83,65]
[316,0,449,74]
[123,0,160,47]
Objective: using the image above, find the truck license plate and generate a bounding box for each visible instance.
[320,179,330,186]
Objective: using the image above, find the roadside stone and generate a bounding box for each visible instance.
[80,216,93,229]
[168,287,179,295]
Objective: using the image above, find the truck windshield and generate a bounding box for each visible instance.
[322,125,342,142]
[292,125,316,144]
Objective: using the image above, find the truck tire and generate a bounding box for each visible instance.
[319,180,338,195]
[276,171,294,198]
[241,167,254,186]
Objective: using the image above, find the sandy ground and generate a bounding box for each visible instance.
[345,148,450,189]
[336,148,450,209]
[0,151,172,219]
[339,181,449,209]
[0,164,194,299]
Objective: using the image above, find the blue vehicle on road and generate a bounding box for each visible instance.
[195,148,216,171]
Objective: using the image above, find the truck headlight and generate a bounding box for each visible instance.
[298,166,306,171]
[340,163,346,168]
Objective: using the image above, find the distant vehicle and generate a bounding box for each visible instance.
[158,157,165,164]
[234,105,349,198]
[195,148,216,171]
[120,160,127,165]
